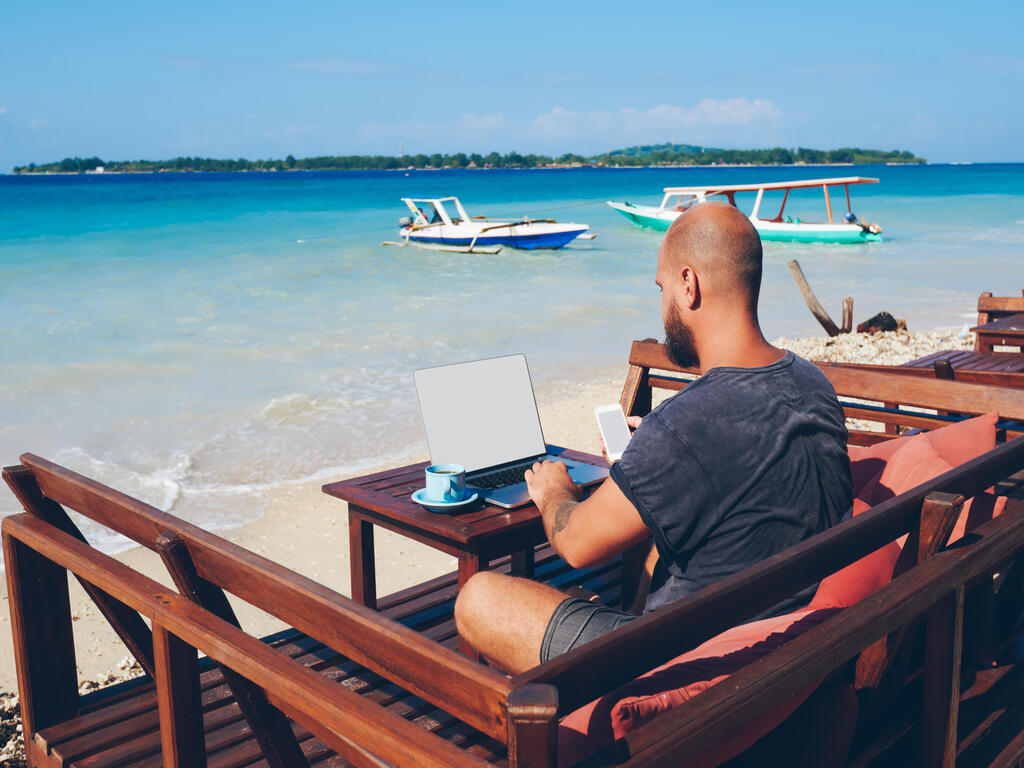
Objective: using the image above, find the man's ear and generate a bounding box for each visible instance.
[680,266,700,310]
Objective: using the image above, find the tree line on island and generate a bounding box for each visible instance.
[12,144,923,174]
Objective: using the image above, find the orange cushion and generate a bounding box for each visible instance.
[847,412,999,498]
[557,608,840,767]
[814,415,1001,610]
[810,493,900,610]
[860,434,953,508]
[921,411,998,468]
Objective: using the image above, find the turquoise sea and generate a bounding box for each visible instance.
[1,164,1022,551]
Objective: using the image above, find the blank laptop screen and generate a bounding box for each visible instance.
[413,354,547,473]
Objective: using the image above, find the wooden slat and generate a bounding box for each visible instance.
[627,340,696,374]
[978,296,1024,314]
[2,530,79,739]
[154,625,207,768]
[20,453,514,742]
[921,586,964,768]
[818,363,1024,421]
[3,514,491,768]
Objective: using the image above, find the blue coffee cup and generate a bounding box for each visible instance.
[424,463,467,503]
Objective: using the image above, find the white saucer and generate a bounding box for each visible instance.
[411,488,480,512]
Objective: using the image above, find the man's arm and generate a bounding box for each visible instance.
[524,461,650,569]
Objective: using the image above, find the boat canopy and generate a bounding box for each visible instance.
[661,177,879,195]
[659,177,879,225]
[402,197,471,227]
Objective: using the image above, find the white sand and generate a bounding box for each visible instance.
[0,330,976,699]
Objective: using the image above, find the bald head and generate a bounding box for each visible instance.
[660,201,763,312]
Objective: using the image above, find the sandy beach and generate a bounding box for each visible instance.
[0,328,975,763]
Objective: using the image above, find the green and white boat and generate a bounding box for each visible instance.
[607,176,883,244]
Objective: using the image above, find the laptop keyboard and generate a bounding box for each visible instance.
[471,460,560,490]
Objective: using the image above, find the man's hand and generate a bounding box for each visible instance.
[524,460,579,514]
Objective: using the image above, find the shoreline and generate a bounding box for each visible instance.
[4,161,934,176]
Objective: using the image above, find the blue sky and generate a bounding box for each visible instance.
[1,0,1022,170]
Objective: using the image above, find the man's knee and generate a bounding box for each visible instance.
[454,571,506,632]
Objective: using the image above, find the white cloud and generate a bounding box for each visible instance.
[29,118,46,130]
[0,107,6,115]
[288,58,388,76]
[359,98,783,154]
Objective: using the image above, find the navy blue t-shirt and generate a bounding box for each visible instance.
[610,351,852,616]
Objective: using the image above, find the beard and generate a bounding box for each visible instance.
[664,306,699,369]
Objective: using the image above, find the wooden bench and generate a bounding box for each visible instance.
[7,350,1024,766]
[896,293,1024,379]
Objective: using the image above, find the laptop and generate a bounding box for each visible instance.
[413,354,610,508]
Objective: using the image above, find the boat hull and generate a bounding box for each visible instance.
[606,201,881,243]
[400,222,589,250]
[606,201,675,231]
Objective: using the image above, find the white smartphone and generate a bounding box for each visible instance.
[595,404,632,462]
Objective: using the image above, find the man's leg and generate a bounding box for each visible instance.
[454,571,568,675]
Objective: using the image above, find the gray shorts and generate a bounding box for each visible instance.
[539,597,637,663]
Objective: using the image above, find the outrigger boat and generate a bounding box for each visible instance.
[382,197,594,254]
[607,177,883,244]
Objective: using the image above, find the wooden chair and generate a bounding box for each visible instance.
[975,291,1024,333]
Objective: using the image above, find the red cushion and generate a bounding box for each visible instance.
[861,434,953,508]
[558,608,840,767]
[813,416,1001,611]
[921,411,998,467]
[847,412,998,498]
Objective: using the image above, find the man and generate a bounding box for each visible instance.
[454,202,852,675]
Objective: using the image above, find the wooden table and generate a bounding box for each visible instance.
[322,445,606,657]
[971,312,1024,353]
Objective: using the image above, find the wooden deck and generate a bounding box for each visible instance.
[29,546,620,768]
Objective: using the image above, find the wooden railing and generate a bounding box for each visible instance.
[4,455,520,750]
[620,339,1024,441]
[3,514,495,767]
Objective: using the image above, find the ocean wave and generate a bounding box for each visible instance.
[53,446,187,511]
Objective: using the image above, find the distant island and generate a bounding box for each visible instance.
[11,144,924,174]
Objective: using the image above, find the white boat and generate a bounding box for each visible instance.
[382,197,593,254]
[607,177,883,244]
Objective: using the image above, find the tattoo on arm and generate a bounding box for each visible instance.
[551,501,578,537]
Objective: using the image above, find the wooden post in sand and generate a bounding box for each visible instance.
[787,259,852,337]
